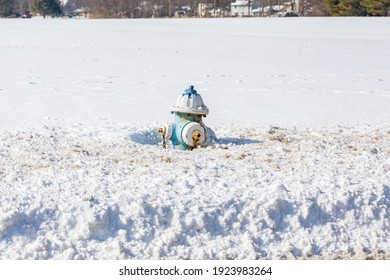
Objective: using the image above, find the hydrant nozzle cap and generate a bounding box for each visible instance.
[170,85,209,115]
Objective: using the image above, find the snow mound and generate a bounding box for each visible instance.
[128,128,161,145]
[1,123,389,259]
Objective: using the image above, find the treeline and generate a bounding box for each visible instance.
[75,0,389,17]
[1,0,389,18]
[66,0,233,18]
[0,0,62,17]
[325,0,390,16]
[0,0,234,18]
[1,0,29,17]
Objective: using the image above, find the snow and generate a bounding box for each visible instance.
[0,17,390,260]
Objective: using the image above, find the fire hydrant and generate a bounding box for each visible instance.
[159,85,212,150]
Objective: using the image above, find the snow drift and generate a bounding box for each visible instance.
[1,123,389,259]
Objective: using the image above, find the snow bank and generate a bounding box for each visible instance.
[1,123,389,259]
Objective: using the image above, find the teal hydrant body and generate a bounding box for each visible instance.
[159,86,210,150]
[171,113,206,150]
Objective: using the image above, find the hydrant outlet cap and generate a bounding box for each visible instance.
[170,85,209,115]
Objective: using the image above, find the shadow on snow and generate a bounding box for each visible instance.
[128,129,260,146]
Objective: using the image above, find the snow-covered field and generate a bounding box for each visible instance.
[0,18,389,260]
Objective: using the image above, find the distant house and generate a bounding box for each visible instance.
[231,1,253,17]
[174,6,192,17]
[197,3,230,17]
[238,0,299,17]
[198,3,213,17]
[207,8,227,17]
[72,8,90,18]
[252,1,299,17]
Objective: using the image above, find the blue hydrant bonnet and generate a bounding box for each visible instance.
[170,85,209,115]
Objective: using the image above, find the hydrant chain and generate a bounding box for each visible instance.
[162,133,166,149]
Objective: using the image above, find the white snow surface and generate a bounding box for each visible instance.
[0,18,390,260]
